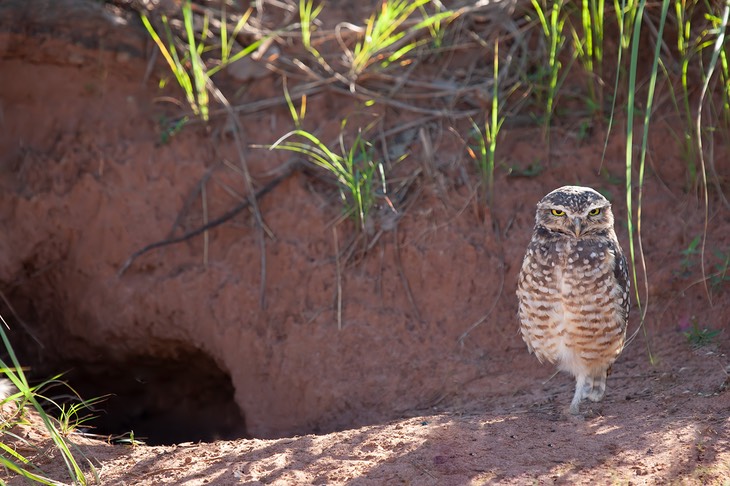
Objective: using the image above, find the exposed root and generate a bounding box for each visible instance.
[118,164,299,276]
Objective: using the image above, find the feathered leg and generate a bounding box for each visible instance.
[586,370,608,402]
[570,374,590,414]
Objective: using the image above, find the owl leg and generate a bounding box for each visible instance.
[586,370,607,402]
[569,374,590,414]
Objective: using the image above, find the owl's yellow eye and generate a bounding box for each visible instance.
[551,209,565,216]
[588,208,601,216]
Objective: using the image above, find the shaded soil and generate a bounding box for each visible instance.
[0,0,728,484]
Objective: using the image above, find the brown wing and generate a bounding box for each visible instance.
[612,241,630,330]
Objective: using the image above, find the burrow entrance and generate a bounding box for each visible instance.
[10,342,248,446]
[62,353,248,445]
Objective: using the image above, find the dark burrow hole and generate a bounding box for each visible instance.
[17,348,249,446]
[1,276,248,446]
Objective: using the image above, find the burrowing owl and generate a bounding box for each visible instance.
[516,186,629,414]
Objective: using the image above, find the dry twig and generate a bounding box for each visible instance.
[118,164,298,276]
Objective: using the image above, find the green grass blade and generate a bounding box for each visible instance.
[694,1,730,302]
[140,14,177,77]
[0,314,87,484]
[161,16,197,110]
[208,36,267,78]
[624,0,643,313]
[300,0,324,57]
[634,0,670,335]
[0,453,65,486]
[530,0,550,37]
[220,3,228,61]
[142,12,199,117]
[183,2,209,121]
[600,0,628,166]
[350,0,443,76]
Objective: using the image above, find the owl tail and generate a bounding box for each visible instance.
[569,371,608,414]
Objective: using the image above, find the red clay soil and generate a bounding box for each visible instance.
[0,1,728,484]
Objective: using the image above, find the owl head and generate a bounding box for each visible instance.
[534,185,614,238]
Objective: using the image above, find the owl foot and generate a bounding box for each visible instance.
[586,373,607,402]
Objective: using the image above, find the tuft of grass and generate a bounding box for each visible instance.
[141,1,265,121]
[346,0,453,86]
[570,0,605,114]
[0,314,90,485]
[159,116,189,145]
[673,0,699,188]
[507,162,544,178]
[621,0,671,366]
[684,320,722,348]
[300,0,325,59]
[529,0,569,136]
[667,0,724,192]
[51,395,108,438]
[613,0,638,52]
[709,249,730,291]
[212,5,259,77]
[265,82,391,232]
[456,41,504,210]
[679,234,702,274]
[141,2,208,120]
[419,2,448,49]
[111,430,145,447]
[676,237,729,295]
[269,125,387,232]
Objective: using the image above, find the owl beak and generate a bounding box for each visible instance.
[572,217,582,237]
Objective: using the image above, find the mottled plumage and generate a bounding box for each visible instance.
[516,186,629,414]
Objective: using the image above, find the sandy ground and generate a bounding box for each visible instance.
[3,333,729,484]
